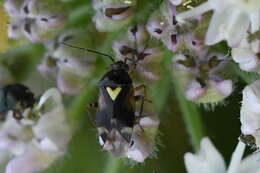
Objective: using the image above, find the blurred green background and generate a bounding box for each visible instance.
[0,0,251,172]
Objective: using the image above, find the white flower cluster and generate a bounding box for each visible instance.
[175,0,260,73]
[0,88,71,173]
[176,0,260,47]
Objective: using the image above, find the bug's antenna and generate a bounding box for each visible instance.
[60,42,115,63]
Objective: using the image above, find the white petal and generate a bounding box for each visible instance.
[184,137,226,173]
[34,89,71,151]
[185,80,206,101]
[169,0,182,6]
[127,134,149,163]
[242,80,260,113]
[239,59,258,72]
[33,107,71,151]
[5,145,59,173]
[0,114,29,155]
[238,153,260,173]
[213,80,233,97]
[226,11,250,47]
[37,88,62,110]
[205,8,232,45]
[249,12,260,33]
[226,141,246,173]
[176,2,212,23]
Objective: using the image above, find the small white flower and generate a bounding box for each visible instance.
[176,0,260,47]
[232,37,260,72]
[0,88,72,173]
[240,80,260,149]
[185,137,260,173]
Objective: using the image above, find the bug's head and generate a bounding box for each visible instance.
[109,61,129,72]
[98,127,134,156]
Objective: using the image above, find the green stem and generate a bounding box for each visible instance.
[103,156,122,173]
[164,51,205,151]
[67,80,97,129]
[172,74,205,151]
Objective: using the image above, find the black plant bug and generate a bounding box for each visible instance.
[61,31,149,156]
[0,83,35,120]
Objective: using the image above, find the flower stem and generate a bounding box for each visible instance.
[165,51,205,151]
[172,74,205,151]
[103,156,122,173]
[67,80,97,129]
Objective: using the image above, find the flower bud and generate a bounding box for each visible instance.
[92,0,136,32]
[146,10,167,40]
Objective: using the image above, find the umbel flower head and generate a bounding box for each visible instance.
[172,49,233,104]
[176,0,260,47]
[92,0,136,32]
[0,88,72,173]
[4,0,67,43]
[185,137,260,173]
[38,29,96,95]
[240,80,260,149]
[113,24,163,82]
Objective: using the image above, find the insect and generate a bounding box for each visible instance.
[239,133,258,150]
[0,83,35,120]
[61,31,149,156]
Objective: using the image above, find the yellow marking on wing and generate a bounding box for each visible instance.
[106,87,122,100]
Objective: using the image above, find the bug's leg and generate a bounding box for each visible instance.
[135,95,145,132]
[134,84,152,103]
[86,102,98,127]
